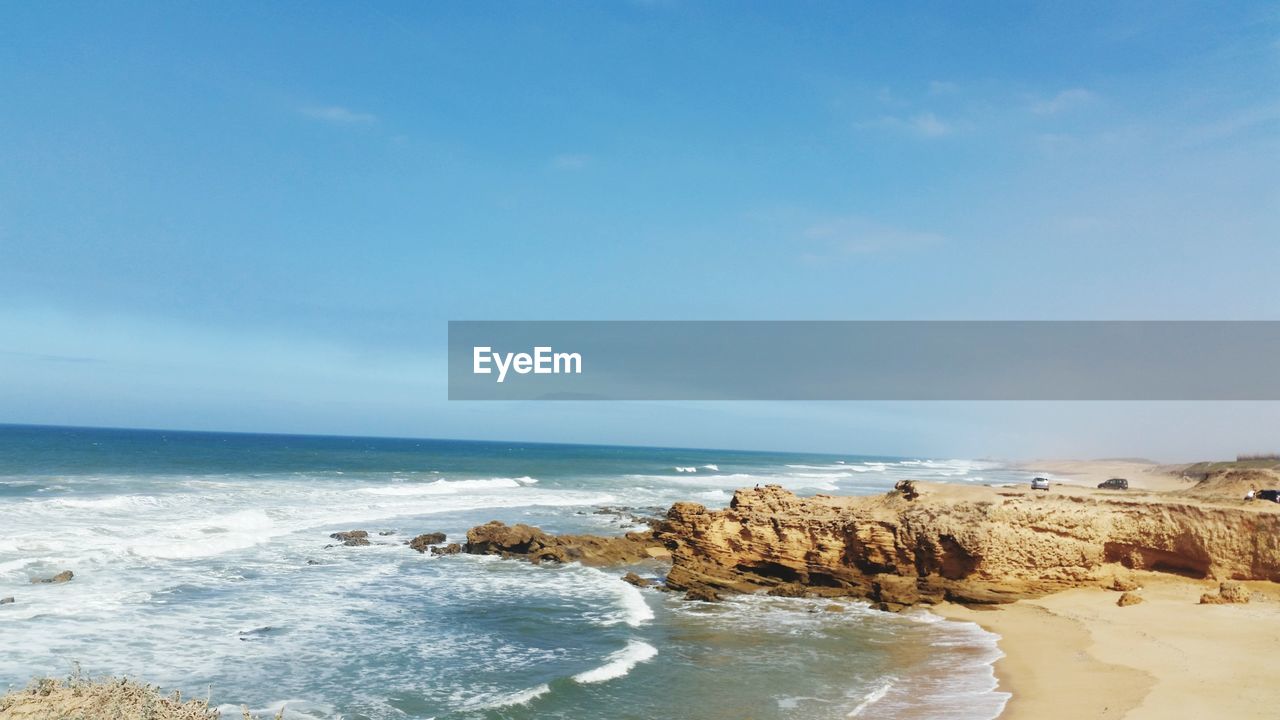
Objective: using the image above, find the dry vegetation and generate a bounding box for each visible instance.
[0,673,280,720]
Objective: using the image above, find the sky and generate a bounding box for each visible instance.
[1,2,1278,460]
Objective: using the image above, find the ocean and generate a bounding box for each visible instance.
[0,424,1025,719]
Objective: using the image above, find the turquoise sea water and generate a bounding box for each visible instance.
[0,425,1024,719]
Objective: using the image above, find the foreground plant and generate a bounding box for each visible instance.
[0,671,282,720]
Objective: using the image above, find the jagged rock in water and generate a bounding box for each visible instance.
[430,543,462,556]
[766,583,810,598]
[683,586,721,602]
[1117,591,1144,607]
[329,530,370,547]
[622,572,652,587]
[31,570,74,584]
[408,532,448,553]
[463,521,668,566]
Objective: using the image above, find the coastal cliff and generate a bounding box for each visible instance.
[660,483,1280,609]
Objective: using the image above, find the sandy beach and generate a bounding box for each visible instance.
[937,568,1280,719]
[932,458,1280,718]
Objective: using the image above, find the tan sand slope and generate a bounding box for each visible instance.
[937,574,1280,720]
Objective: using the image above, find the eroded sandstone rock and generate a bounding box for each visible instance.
[1200,580,1251,604]
[1108,575,1140,592]
[31,570,73,584]
[430,543,462,556]
[463,521,667,566]
[622,572,652,588]
[660,484,1280,609]
[1117,591,1144,606]
[408,532,448,553]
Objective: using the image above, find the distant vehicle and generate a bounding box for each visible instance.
[1257,489,1280,503]
[1097,478,1129,490]
[1031,477,1050,491]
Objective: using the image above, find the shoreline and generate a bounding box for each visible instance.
[933,574,1280,719]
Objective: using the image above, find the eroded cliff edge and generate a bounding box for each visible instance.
[660,483,1280,609]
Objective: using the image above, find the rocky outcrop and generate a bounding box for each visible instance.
[408,532,448,552]
[31,570,73,584]
[661,484,1280,610]
[1107,575,1140,591]
[1200,580,1251,604]
[463,521,666,566]
[622,572,652,587]
[0,597,13,605]
[431,542,462,556]
[1117,591,1144,606]
[329,530,370,547]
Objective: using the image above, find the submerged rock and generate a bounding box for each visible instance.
[0,597,13,605]
[31,570,74,584]
[237,626,275,641]
[329,530,370,547]
[408,532,448,553]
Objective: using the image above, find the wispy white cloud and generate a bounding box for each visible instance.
[928,80,960,96]
[1030,88,1096,115]
[300,105,378,125]
[550,153,592,170]
[1180,102,1280,146]
[858,112,953,138]
[801,216,946,259]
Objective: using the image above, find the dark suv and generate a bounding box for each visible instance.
[1097,478,1129,490]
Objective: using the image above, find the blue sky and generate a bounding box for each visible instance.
[2,2,1278,459]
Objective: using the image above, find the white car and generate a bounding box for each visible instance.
[1031,477,1050,491]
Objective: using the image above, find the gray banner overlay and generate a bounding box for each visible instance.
[448,321,1280,400]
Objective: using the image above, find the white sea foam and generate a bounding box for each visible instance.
[215,699,338,720]
[571,640,658,684]
[674,466,697,473]
[464,683,551,709]
[615,578,654,627]
[701,464,719,471]
[847,678,894,717]
[359,477,527,495]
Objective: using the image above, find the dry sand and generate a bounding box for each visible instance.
[1014,458,1192,492]
[937,573,1280,719]
[936,457,1280,718]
